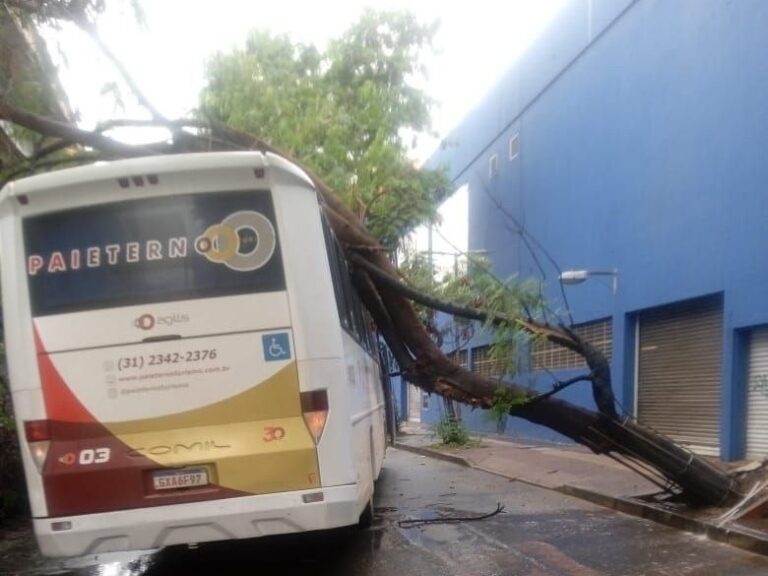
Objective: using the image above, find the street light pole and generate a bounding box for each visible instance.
[559,269,619,295]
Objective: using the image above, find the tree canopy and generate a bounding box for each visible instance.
[200,10,447,247]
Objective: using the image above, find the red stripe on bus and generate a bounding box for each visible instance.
[34,328,94,423]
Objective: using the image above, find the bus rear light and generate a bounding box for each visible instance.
[301,390,328,445]
[29,441,50,474]
[303,412,328,445]
[24,420,51,473]
[25,420,50,442]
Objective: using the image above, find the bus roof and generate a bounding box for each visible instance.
[0,151,314,202]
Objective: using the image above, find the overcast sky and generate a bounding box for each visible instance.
[47,0,568,162]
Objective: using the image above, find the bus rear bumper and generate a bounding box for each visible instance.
[33,484,360,558]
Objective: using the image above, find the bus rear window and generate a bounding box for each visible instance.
[23,190,285,316]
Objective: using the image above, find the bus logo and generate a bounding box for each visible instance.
[134,313,190,330]
[135,314,155,330]
[195,211,276,272]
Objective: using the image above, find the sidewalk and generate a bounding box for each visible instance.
[394,424,768,556]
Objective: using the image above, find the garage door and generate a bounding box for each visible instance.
[747,328,768,459]
[637,296,722,456]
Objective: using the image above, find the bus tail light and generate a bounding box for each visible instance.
[301,390,328,445]
[24,420,51,474]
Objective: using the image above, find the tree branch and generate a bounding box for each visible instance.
[0,127,26,164]
[348,251,502,324]
[75,19,167,122]
[347,250,619,419]
[0,99,162,157]
[525,373,594,406]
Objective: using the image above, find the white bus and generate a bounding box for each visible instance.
[0,152,386,557]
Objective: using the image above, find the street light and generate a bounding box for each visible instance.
[559,269,618,295]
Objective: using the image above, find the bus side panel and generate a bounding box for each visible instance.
[272,180,358,488]
[271,174,385,509]
[273,178,345,363]
[370,358,386,480]
[342,332,386,515]
[297,358,356,488]
[0,201,49,517]
[6,389,48,516]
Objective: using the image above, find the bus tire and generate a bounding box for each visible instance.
[358,494,374,528]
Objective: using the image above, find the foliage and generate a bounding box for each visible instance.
[200,10,448,247]
[3,0,144,27]
[432,415,471,447]
[398,250,544,375]
[396,252,440,328]
[486,385,529,433]
[0,7,56,156]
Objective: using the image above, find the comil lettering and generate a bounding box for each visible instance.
[27,238,188,276]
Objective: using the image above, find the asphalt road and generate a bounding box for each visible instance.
[7,447,768,575]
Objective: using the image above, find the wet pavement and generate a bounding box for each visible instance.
[4,448,768,575]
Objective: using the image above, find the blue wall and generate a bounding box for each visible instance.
[423,0,768,459]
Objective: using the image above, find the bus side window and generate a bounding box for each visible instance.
[321,214,353,332]
[320,211,380,357]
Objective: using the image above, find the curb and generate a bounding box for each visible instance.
[393,442,768,557]
[558,485,768,556]
[394,441,471,469]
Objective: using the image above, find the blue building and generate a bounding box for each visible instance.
[416,0,768,461]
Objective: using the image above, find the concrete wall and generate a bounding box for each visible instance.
[422,0,768,459]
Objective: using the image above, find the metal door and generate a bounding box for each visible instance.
[747,328,768,458]
[637,296,722,455]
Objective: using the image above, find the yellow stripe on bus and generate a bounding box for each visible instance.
[114,418,321,493]
[106,363,302,434]
[100,362,322,494]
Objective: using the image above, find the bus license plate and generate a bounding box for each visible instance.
[153,468,209,490]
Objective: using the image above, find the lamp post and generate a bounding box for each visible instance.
[559,269,618,295]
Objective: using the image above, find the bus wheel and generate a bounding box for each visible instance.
[358,494,374,528]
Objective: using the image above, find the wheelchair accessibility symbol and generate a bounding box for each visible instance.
[262,332,291,362]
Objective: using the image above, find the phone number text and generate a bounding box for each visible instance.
[117,350,218,371]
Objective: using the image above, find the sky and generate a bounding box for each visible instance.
[45,0,569,274]
[48,0,568,163]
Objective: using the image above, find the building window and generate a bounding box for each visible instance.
[531,318,613,371]
[471,345,511,379]
[422,392,430,409]
[509,134,520,160]
[447,349,468,370]
[489,153,498,177]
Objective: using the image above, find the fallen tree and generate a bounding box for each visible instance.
[0,2,752,508]
[0,103,747,506]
